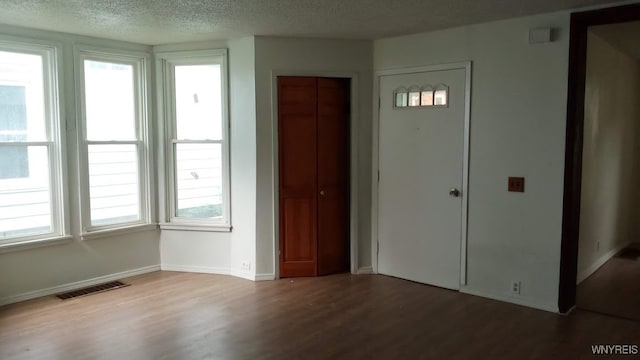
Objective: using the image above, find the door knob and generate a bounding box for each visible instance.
[320,190,326,196]
[449,188,461,197]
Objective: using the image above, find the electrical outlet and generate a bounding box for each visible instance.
[241,261,251,270]
[511,281,521,295]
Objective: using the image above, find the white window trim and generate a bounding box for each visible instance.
[0,235,73,254]
[0,36,68,247]
[80,223,158,241]
[74,45,154,237]
[156,49,231,231]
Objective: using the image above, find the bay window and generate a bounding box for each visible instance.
[157,50,230,230]
[0,40,65,246]
[75,47,152,236]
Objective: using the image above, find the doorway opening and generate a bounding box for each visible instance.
[575,20,640,321]
[559,3,640,315]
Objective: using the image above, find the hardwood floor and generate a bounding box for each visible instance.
[577,243,640,321]
[1,271,639,359]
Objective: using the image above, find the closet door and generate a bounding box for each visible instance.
[278,77,318,277]
[317,78,350,275]
[278,76,350,278]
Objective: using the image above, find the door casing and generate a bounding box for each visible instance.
[272,71,360,279]
[371,62,472,285]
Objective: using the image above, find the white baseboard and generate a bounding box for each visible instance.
[0,264,160,307]
[161,264,274,281]
[229,269,254,281]
[357,266,374,274]
[161,264,230,275]
[255,273,275,281]
[577,241,631,284]
[460,286,558,313]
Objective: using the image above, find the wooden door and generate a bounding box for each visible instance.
[317,78,350,275]
[278,76,350,277]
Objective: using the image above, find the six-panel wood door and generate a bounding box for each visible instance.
[278,76,350,277]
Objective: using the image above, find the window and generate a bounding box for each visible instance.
[157,49,230,230]
[434,85,448,106]
[420,87,434,106]
[76,47,151,235]
[394,84,448,109]
[408,89,421,107]
[0,41,65,244]
[395,87,408,107]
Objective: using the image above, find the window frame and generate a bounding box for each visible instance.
[74,45,154,238]
[0,36,68,248]
[156,49,231,231]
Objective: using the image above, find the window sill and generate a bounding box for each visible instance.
[81,223,158,241]
[160,223,232,232]
[0,235,74,254]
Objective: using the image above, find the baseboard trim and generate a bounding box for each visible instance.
[161,264,230,275]
[229,269,254,281]
[161,265,275,282]
[577,241,631,284]
[0,264,160,307]
[255,273,275,281]
[357,266,374,274]
[460,287,558,313]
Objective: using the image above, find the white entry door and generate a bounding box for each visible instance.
[377,66,468,290]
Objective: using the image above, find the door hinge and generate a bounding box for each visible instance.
[378,97,381,110]
[377,241,380,256]
[377,170,380,183]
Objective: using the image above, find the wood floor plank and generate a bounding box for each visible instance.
[1,271,639,359]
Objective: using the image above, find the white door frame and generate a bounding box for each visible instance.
[271,70,360,279]
[371,62,472,285]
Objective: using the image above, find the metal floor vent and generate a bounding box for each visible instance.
[55,281,129,300]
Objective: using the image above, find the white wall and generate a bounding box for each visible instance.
[160,230,231,274]
[374,12,570,311]
[0,230,160,304]
[228,37,258,279]
[0,24,161,305]
[577,31,640,283]
[253,37,373,277]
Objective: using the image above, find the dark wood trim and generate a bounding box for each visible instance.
[559,3,640,313]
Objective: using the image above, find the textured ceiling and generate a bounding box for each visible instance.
[591,21,640,59]
[0,0,629,45]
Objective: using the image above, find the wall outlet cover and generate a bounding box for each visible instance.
[511,281,521,294]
